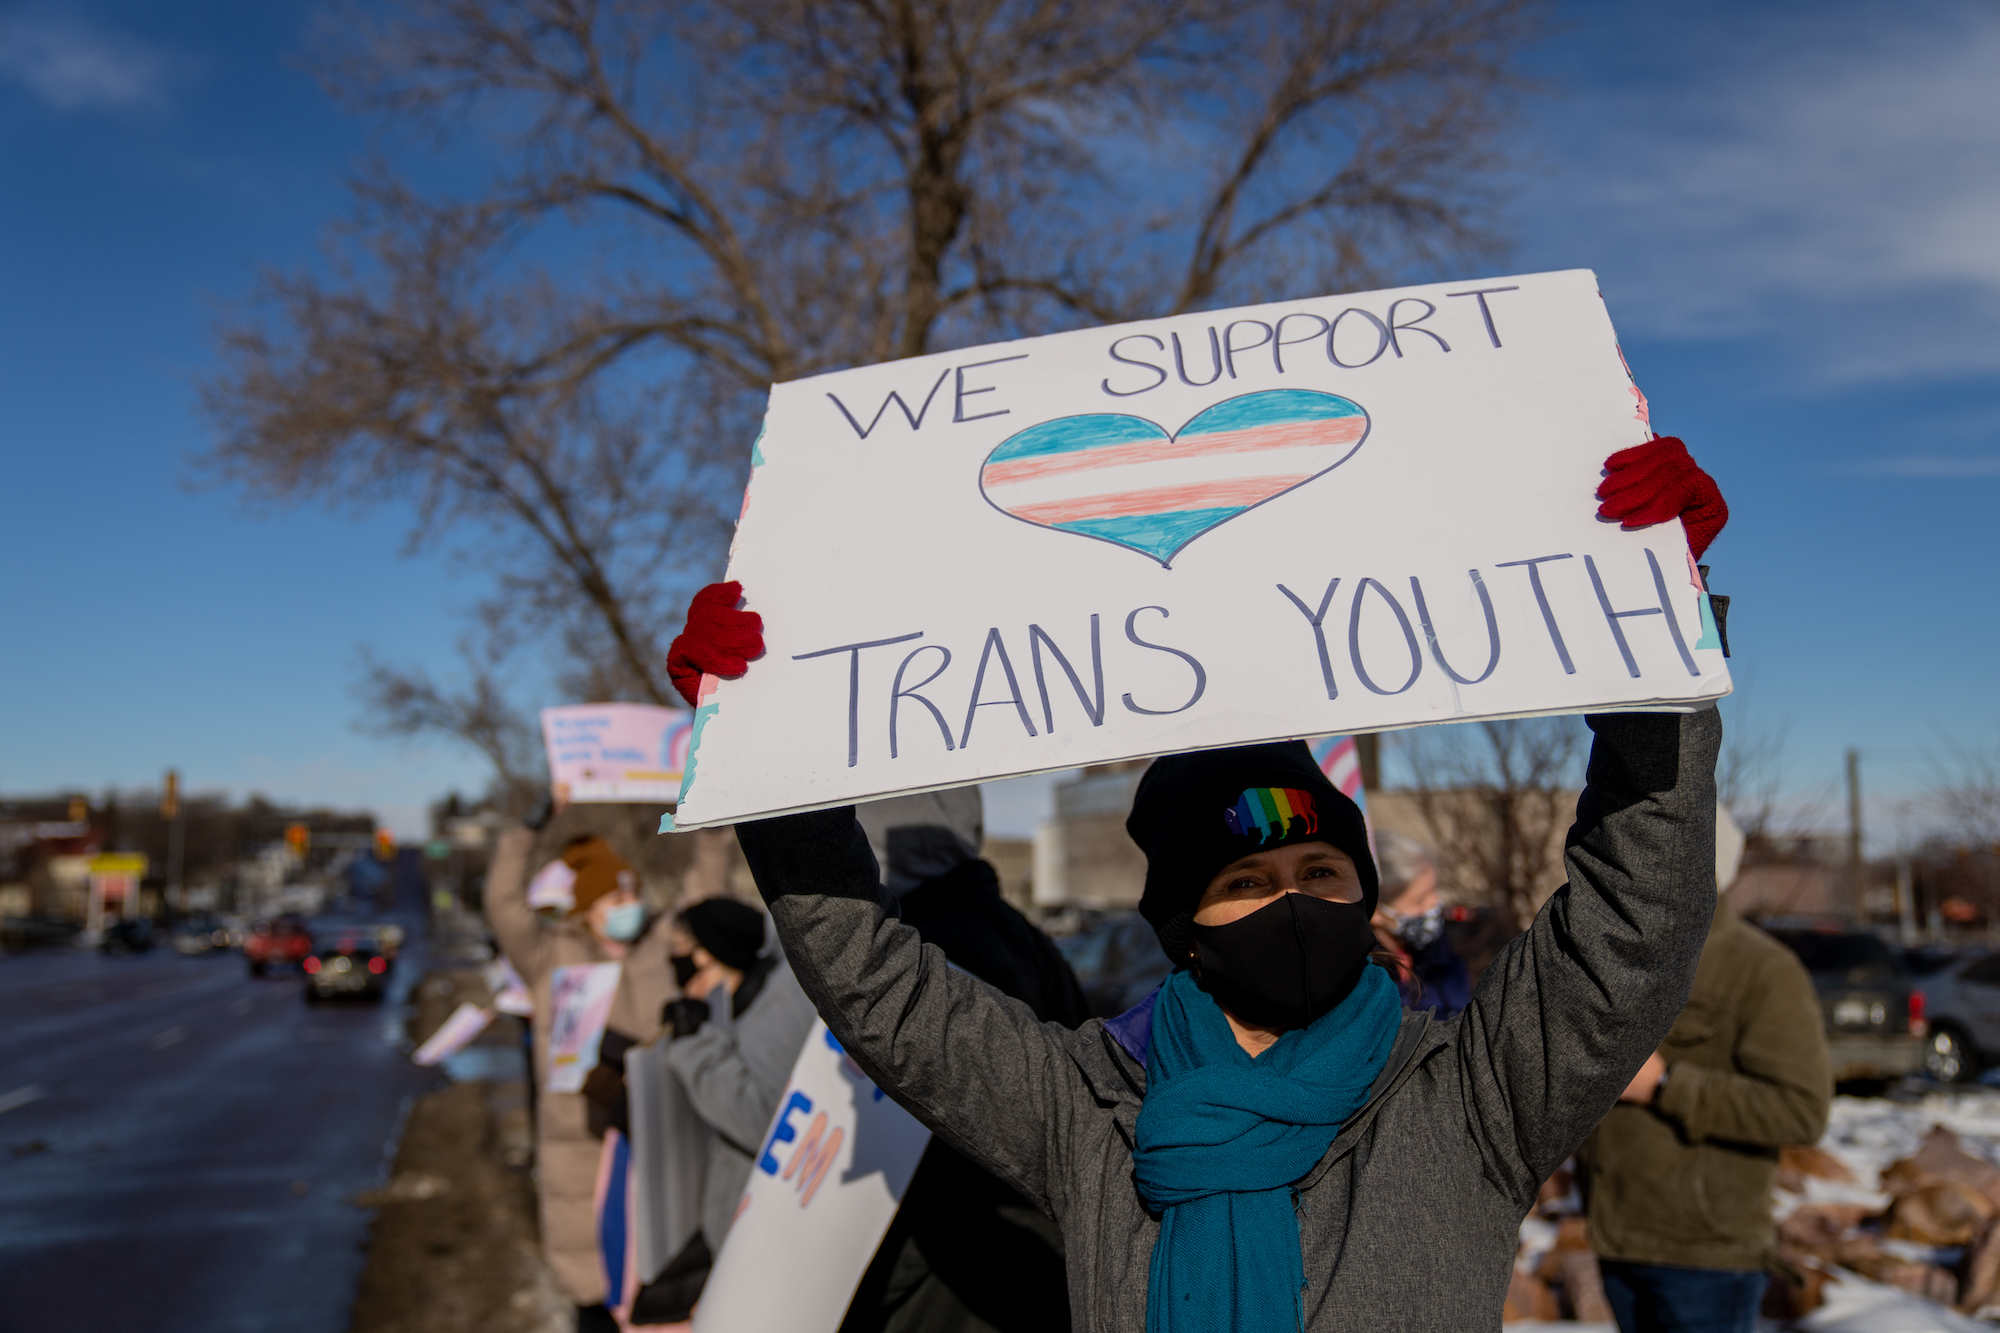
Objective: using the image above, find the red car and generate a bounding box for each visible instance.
[243,914,313,977]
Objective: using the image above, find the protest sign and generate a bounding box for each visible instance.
[666,268,1730,831]
[544,962,622,1094]
[693,1019,932,1333]
[1311,735,1368,816]
[541,703,694,803]
[486,958,535,1018]
[526,858,577,911]
[412,1002,495,1066]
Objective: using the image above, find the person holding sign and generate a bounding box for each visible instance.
[627,897,818,1324]
[486,827,652,1325]
[667,439,1726,1331]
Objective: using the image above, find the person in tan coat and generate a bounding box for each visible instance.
[1578,806,1833,1333]
[486,827,650,1327]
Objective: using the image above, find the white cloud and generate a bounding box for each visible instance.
[1516,2,2000,385]
[0,13,172,111]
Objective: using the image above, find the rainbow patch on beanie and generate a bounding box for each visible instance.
[1223,787,1319,844]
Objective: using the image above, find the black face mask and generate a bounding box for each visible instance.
[670,953,699,988]
[1190,891,1377,1031]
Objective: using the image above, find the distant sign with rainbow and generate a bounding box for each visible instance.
[541,703,693,804]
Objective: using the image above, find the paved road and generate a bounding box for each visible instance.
[0,898,442,1333]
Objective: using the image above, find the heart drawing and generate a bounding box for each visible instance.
[977,388,1370,566]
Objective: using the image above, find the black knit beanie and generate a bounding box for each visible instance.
[1129,741,1377,964]
[678,898,766,972]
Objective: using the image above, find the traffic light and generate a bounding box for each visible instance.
[285,823,311,857]
[161,770,180,821]
[374,829,397,860]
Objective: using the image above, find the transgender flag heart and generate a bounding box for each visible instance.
[978,389,1369,566]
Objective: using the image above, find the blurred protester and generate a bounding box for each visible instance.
[1369,832,1470,1019]
[583,827,741,1143]
[626,897,816,1324]
[1578,806,1832,1333]
[838,790,1087,1333]
[487,826,650,1331]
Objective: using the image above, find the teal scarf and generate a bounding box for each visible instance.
[1133,964,1401,1333]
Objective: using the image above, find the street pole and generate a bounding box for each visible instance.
[1845,749,1863,921]
[162,770,185,917]
[1355,734,1381,792]
[1896,855,1916,945]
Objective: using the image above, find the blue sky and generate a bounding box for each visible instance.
[0,0,1995,843]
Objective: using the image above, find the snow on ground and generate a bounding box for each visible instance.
[1517,1090,2000,1330]
[1786,1091,2000,1332]
[1795,1273,1992,1333]
[1818,1092,2000,1193]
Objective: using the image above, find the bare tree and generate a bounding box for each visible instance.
[1716,690,1787,840]
[356,645,546,815]
[1930,736,2000,848]
[201,0,1549,785]
[1397,717,1585,930]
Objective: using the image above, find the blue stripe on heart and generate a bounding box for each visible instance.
[986,413,1168,461]
[1053,507,1247,559]
[1176,388,1366,434]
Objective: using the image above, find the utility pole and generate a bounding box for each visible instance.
[1845,749,1864,922]
[1896,855,1916,945]
[1892,799,1917,946]
[162,770,184,916]
[1355,735,1381,791]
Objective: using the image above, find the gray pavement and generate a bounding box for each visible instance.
[0,901,443,1333]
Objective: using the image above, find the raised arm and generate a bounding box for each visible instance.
[484,826,554,984]
[1456,707,1723,1203]
[735,808,1087,1214]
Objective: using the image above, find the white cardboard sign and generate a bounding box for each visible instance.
[692,1019,931,1333]
[411,1001,495,1066]
[544,962,622,1094]
[667,269,1729,831]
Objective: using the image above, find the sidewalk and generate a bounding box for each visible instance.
[348,912,570,1333]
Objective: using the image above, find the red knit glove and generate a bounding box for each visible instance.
[665,582,764,707]
[1596,437,1728,560]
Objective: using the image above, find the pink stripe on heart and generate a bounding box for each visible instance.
[981,416,1366,487]
[1007,475,1317,525]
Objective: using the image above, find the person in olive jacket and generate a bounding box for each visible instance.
[1577,805,1833,1333]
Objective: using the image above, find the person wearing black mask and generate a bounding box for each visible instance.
[628,897,816,1325]
[663,437,1730,1330]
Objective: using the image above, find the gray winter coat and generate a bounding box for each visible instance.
[663,955,819,1248]
[736,710,1720,1333]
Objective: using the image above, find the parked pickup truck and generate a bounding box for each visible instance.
[1763,923,1925,1082]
